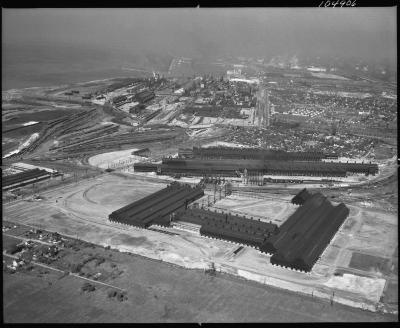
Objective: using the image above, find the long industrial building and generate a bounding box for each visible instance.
[109,185,349,273]
[174,208,278,248]
[108,182,204,228]
[176,191,348,272]
[260,191,349,272]
[135,90,155,103]
[2,168,52,191]
[179,147,336,161]
[134,157,379,177]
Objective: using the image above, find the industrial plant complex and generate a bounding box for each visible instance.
[134,147,379,179]
[2,51,397,321]
[109,182,350,273]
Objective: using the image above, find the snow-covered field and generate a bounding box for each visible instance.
[311,72,349,80]
[186,128,213,138]
[11,162,58,174]
[169,119,189,128]
[130,171,201,184]
[92,98,106,105]
[202,141,257,148]
[23,121,39,126]
[187,123,214,129]
[3,133,39,159]
[88,148,140,169]
[50,102,82,109]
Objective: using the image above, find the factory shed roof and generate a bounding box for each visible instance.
[261,192,349,272]
[109,182,204,228]
[291,188,312,205]
[2,169,50,188]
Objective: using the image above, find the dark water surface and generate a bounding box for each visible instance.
[2,42,157,90]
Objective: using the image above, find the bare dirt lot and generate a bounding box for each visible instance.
[349,253,392,275]
[210,194,298,225]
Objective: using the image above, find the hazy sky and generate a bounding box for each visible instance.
[2,8,397,61]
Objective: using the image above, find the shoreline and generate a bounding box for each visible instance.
[2,74,143,93]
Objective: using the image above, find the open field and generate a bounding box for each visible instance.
[2,173,397,315]
[2,234,22,251]
[349,253,392,276]
[3,223,34,237]
[3,230,397,323]
[381,279,398,306]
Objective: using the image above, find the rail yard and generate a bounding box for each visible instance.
[2,60,398,321]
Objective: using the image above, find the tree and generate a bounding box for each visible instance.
[81,282,96,292]
[8,244,23,255]
[70,262,83,273]
[107,290,117,298]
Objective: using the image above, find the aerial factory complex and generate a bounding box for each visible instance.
[2,53,398,322]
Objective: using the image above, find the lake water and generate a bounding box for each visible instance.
[2,42,152,90]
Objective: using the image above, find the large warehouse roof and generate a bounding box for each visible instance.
[261,193,349,272]
[109,182,204,228]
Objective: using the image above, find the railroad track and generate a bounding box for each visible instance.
[51,131,181,154]
[230,190,292,202]
[5,108,99,159]
[51,125,119,150]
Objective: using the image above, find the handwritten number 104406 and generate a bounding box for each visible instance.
[319,0,356,7]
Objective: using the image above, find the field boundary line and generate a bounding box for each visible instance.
[3,252,125,291]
